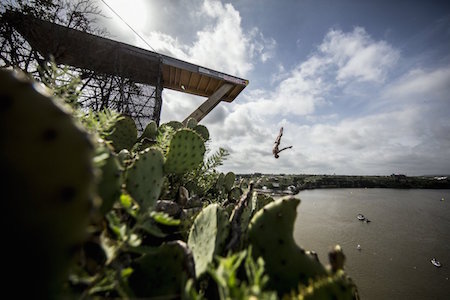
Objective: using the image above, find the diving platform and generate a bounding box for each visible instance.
[7,12,248,125]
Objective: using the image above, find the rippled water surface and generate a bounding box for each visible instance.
[293,188,450,300]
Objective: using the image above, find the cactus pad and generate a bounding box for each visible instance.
[248,196,327,294]
[186,117,198,129]
[216,172,225,189]
[105,115,137,151]
[296,270,358,300]
[187,204,230,277]
[227,187,242,203]
[139,120,158,140]
[95,142,123,214]
[0,69,94,297]
[117,148,131,166]
[254,193,275,213]
[125,148,164,212]
[129,241,194,298]
[160,120,183,132]
[193,124,209,140]
[0,69,94,244]
[223,171,236,192]
[164,129,206,175]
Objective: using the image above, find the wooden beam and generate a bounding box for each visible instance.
[183,83,233,124]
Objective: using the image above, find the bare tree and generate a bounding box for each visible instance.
[0,0,157,130]
[1,0,103,73]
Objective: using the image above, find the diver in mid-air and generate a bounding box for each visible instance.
[272,127,293,159]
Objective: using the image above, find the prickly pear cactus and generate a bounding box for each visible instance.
[296,270,358,300]
[125,148,164,212]
[328,244,346,273]
[117,148,131,166]
[105,115,137,151]
[223,171,236,192]
[248,196,327,294]
[0,69,95,243]
[161,120,184,132]
[216,172,225,189]
[0,69,94,297]
[164,129,206,175]
[227,186,242,203]
[186,117,198,129]
[139,120,158,140]
[94,141,123,214]
[188,203,230,277]
[237,191,257,233]
[193,124,209,140]
[253,193,275,213]
[128,241,195,298]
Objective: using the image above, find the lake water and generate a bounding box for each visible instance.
[293,188,450,300]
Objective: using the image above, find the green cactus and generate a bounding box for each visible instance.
[117,148,132,166]
[254,193,275,213]
[160,120,184,132]
[139,120,158,141]
[238,191,257,232]
[223,171,236,192]
[226,183,254,252]
[105,115,137,151]
[248,196,327,294]
[164,128,206,175]
[128,241,195,298]
[0,69,94,298]
[295,270,358,300]
[193,124,210,140]
[94,142,123,214]
[125,147,164,212]
[186,117,198,129]
[227,186,242,203]
[187,203,230,277]
[216,172,225,189]
[328,245,346,273]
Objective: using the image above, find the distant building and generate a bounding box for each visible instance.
[391,174,407,182]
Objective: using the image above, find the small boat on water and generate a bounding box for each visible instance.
[357,244,361,251]
[431,258,442,268]
[357,214,365,221]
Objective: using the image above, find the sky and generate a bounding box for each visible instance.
[95,0,450,175]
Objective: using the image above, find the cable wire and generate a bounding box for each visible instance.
[100,0,158,53]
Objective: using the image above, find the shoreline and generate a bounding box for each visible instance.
[238,174,450,196]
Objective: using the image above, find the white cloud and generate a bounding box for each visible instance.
[320,27,400,83]
[160,90,200,122]
[226,27,400,121]
[248,28,277,63]
[383,66,450,101]
[187,1,252,76]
